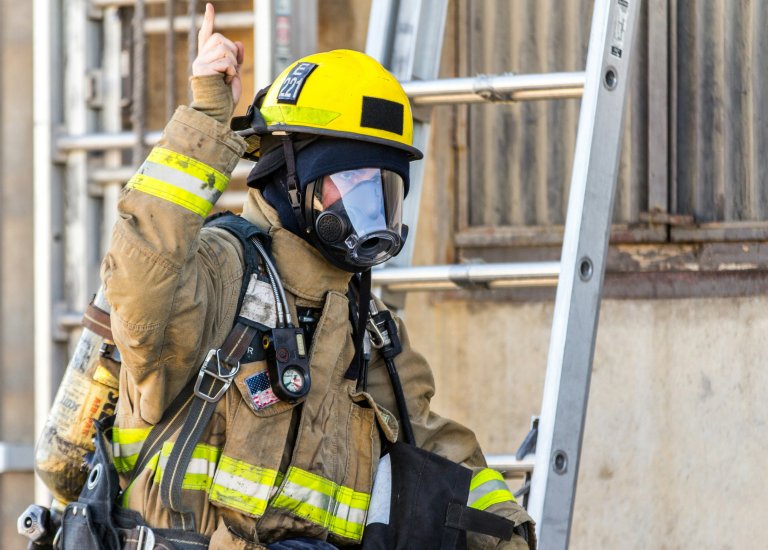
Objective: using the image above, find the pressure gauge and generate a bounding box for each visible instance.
[282,367,306,395]
[264,327,311,403]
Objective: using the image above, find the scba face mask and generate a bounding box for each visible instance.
[304,168,406,271]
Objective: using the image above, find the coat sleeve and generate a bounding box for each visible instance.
[101,106,247,425]
[366,312,536,549]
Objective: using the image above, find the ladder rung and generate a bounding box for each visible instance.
[372,263,559,292]
[402,72,585,106]
[0,442,34,474]
[57,131,162,153]
[486,454,535,474]
[56,72,583,154]
[90,159,256,185]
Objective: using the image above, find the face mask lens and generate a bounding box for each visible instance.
[311,168,405,268]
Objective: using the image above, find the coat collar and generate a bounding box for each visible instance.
[241,189,352,303]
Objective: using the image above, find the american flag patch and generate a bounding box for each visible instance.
[245,370,280,410]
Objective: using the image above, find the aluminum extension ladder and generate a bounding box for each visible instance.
[365,0,641,547]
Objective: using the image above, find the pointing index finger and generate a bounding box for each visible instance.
[197,3,215,54]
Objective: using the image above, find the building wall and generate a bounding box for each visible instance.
[404,290,768,548]
[0,0,36,547]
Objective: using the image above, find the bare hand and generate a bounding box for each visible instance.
[192,3,245,104]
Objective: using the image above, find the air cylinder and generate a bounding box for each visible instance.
[34,288,120,503]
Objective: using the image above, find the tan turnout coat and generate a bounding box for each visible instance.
[101,106,533,549]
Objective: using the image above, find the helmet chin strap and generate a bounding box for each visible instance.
[280,135,307,234]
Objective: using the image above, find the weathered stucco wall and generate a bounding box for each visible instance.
[404,293,767,548]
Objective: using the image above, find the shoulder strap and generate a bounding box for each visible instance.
[204,211,271,311]
[158,322,257,531]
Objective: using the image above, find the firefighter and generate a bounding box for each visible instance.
[99,3,534,548]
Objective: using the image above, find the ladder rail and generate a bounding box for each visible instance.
[528,0,641,546]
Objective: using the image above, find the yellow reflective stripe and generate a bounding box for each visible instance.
[470,468,506,491]
[127,174,215,217]
[272,467,369,542]
[261,105,341,127]
[112,426,152,445]
[468,468,516,511]
[209,455,278,518]
[127,147,229,217]
[146,148,228,191]
[152,442,221,491]
[112,427,152,474]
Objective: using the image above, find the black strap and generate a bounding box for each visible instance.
[344,270,372,384]
[355,270,372,391]
[445,502,517,542]
[384,356,415,445]
[128,379,196,486]
[281,136,304,222]
[204,211,271,312]
[159,322,257,530]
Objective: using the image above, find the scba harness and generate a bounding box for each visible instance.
[36,212,530,549]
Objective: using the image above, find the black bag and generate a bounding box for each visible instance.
[361,442,519,550]
[59,419,122,550]
[58,419,209,550]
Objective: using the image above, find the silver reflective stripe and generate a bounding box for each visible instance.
[212,469,274,502]
[113,439,144,459]
[184,456,217,477]
[139,160,223,204]
[366,453,392,525]
[280,480,368,528]
[281,479,334,513]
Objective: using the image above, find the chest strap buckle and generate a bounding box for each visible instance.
[193,349,240,403]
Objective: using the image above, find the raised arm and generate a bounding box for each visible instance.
[100,3,246,424]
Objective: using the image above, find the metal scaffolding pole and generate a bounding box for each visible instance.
[64,0,96,310]
[366,0,449,272]
[144,11,254,34]
[54,261,561,334]
[371,262,560,292]
[57,130,162,152]
[33,0,64,503]
[101,6,125,253]
[132,0,147,165]
[165,0,177,120]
